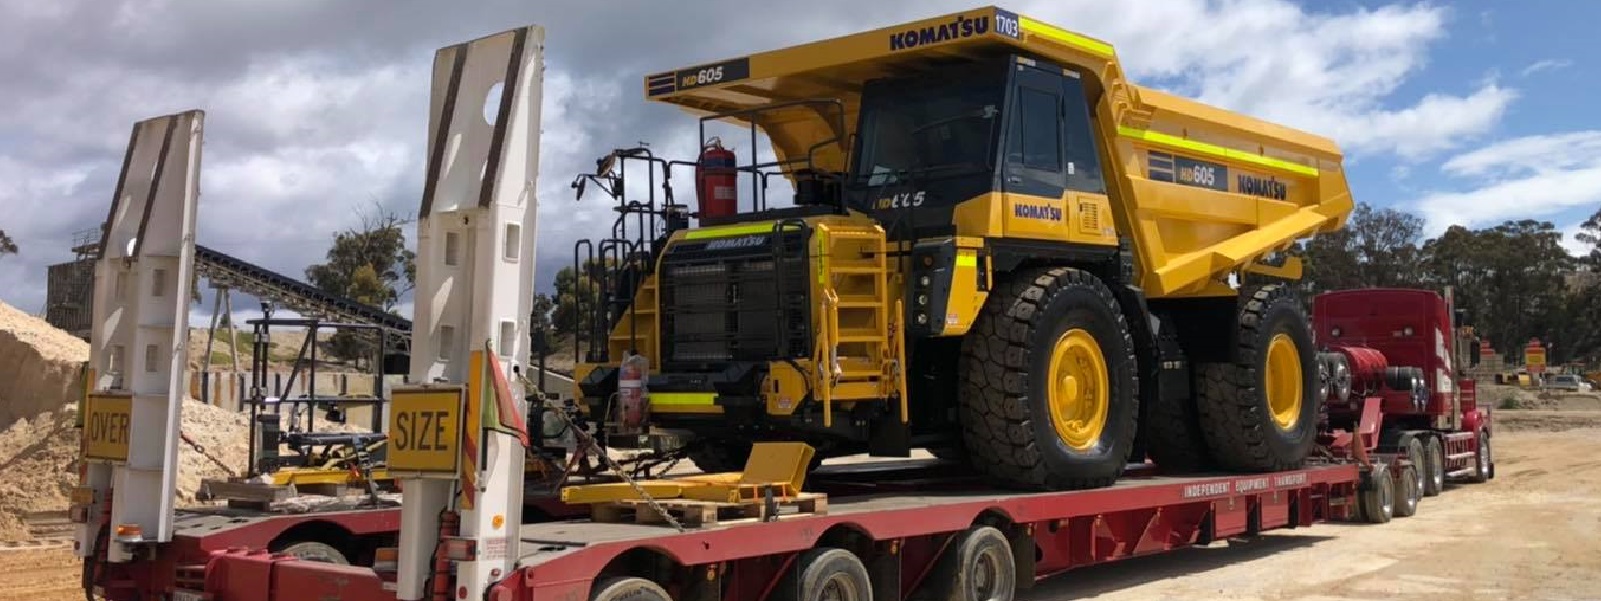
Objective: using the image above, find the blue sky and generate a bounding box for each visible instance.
[0,0,1595,323]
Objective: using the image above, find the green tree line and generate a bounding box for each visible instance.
[1291,203,1601,366]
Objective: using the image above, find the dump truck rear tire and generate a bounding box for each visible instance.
[1196,284,1319,472]
[958,266,1138,490]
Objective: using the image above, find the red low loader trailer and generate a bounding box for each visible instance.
[171,287,1496,601]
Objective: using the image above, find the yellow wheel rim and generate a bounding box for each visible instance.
[1047,328,1109,451]
[1265,333,1303,431]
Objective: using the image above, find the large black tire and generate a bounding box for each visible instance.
[590,577,672,601]
[1393,464,1420,518]
[957,267,1139,490]
[277,541,349,565]
[1141,362,1213,473]
[1401,436,1427,504]
[1470,432,1492,483]
[1422,436,1445,497]
[685,439,752,473]
[925,526,1017,601]
[1359,465,1395,524]
[1196,284,1319,472]
[773,548,873,601]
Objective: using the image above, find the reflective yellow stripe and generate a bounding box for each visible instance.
[955,254,978,267]
[1118,126,1320,177]
[1019,17,1115,58]
[682,222,776,240]
[651,392,717,406]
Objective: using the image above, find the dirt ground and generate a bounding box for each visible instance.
[1,422,1597,601]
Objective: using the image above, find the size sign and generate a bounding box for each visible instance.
[83,393,132,461]
[387,386,464,476]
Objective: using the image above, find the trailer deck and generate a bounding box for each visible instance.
[191,462,1360,601]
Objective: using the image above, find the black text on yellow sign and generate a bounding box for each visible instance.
[83,393,133,461]
[386,386,464,475]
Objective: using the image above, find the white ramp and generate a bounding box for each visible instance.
[75,110,204,562]
[392,26,544,601]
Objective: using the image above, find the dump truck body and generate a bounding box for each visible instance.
[642,6,1351,296]
[574,6,1354,491]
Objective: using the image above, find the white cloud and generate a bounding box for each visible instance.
[1415,131,1601,236]
[0,0,1525,314]
[1520,59,1572,77]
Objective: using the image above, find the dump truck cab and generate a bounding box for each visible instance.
[572,6,1354,491]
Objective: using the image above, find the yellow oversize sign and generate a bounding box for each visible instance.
[387,386,465,475]
[83,393,133,461]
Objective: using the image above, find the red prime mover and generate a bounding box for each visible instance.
[150,286,1493,601]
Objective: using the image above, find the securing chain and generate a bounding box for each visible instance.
[180,432,237,478]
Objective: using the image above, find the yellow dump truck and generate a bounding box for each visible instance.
[570,6,1353,490]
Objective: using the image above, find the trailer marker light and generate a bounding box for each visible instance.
[445,538,477,562]
[113,524,144,543]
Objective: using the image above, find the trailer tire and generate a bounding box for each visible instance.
[775,547,873,601]
[1196,284,1319,473]
[1422,436,1444,497]
[1401,436,1427,504]
[958,266,1139,491]
[1359,465,1394,524]
[926,526,1016,601]
[1394,464,1420,518]
[278,541,349,565]
[589,577,671,601]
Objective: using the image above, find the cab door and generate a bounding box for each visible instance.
[1001,59,1116,247]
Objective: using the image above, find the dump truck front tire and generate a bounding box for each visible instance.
[1196,284,1319,472]
[958,266,1138,490]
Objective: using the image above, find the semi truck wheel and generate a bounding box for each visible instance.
[958,266,1139,491]
[1394,464,1420,518]
[1470,433,1492,483]
[1196,284,1319,472]
[774,548,872,601]
[589,577,671,601]
[277,541,349,565]
[1401,436,1426,503]
[927,525,1016,601]
[1359,464,1394,524]
[1421,436,1444,497]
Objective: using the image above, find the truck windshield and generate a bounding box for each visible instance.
[850,76,1002,188]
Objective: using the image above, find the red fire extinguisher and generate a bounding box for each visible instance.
[617,353,650,431]
[696,137,738,219]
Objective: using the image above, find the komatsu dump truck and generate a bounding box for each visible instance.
[570,6,1353,491]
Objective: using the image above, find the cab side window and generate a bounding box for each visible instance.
[1061,75,1106,195]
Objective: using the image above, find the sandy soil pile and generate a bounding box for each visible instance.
[0,302,89,431]
[0,398,254,541]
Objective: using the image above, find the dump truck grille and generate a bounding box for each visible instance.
[659,231,811,367]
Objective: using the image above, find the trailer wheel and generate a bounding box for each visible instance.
[589,577,671,601]
[926,526,1016,601]
[775,548,872,601]
[1401,436,1426,503]
[1470,432,1492,483]
[1393,464,1420,518]
[1196,284,1319,472]
[958,266,1139,490]
[1422,436,1444,497]
[1359,465,1394,524]
[278,541,349,565]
